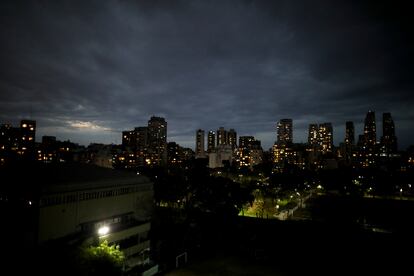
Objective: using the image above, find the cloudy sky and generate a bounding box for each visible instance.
[1,0,413,150]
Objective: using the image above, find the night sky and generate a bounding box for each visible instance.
[1,0,413,150]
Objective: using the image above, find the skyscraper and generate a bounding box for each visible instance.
[134,127,148,151]
[20,119,36,159]
[381,112,397,153]
[195,129,205,158]
[277,119,293,145]
[135,127,148,166]
[227,128,237,150]
[308,124,319,147]
[345,121,355,145]
[236,136,262,168]
[363,111,376,150]
[147,116,167,165]
[207,131,216,153]
[319,123,333,154]
[217,127,227,146]
[239,136,255,148]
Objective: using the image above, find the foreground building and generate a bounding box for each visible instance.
[2,163,157,274]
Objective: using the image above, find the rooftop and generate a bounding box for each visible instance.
[0,162,151,195]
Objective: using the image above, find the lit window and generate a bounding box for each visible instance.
[22,124,27,128]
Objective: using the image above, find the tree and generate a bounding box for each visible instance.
[78,240,125,276]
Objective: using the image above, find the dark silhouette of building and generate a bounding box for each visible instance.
[0,119,36,163]
[364,111,376,150]
[362,111,377,167]
[381,112,397,154]
[122,130,136,149]
[195,129,205,158]
[227,128,237,150]
[345,121,355,145]
[207,130,216,153]
[217,127,227,146]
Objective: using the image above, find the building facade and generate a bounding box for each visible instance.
[277,119,293,145]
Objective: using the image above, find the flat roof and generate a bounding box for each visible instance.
[0,163,152,195]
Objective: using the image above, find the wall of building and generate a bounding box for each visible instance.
[38,183,153,242]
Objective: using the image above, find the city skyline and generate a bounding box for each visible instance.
[1,1,413,150]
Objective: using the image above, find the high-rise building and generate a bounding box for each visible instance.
[345,121,355,145]
[308,124,319,147]
[207,131,216,153]
[277,119,293,145]
[227,129,237,149]
[217,127,227,146]
[363,111,376,150]
[318,123,333,154]
[122,131,136,149]
[20,119,36,159]
[195,129,205,158]
[357,134,365,148]
[147,116,167,166]
[236,136,262,169]
[134,127,148,150]
[167,142,182,166]
[134,127,148,166]
[381,112,397,154]
[239,136,255,148]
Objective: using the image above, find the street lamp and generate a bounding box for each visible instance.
[98,225,110,236]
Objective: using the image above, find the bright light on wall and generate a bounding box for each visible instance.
[98,226,110,236]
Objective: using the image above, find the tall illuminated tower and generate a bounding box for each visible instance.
[277,119,293,145]
[363,111,376,150]
[318,123,333,154]
[308,124,319,147]
[20,119,36,159]
[147,116,167,165]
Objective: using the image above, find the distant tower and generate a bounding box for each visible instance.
[227,129,237,150]
[147,116,167,165]
[381,113,397,153]
[277,119,293,145]
[20,119,36,159]
[135,126,148,166]
[217,127,227,146]
[207,131,216,153]
[318,123,333,154]
[134,127,148,152]
[239,136,255,148]
[308,124,319,147]
[345,121,355,145]
[122,130,136,149]
[363,111,376,150]
[195,129,205,158]
[20,119,36,144]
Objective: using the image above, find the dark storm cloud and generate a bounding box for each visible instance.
[0,0,413,149]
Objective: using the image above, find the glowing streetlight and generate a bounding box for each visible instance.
[98,226,110,236]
